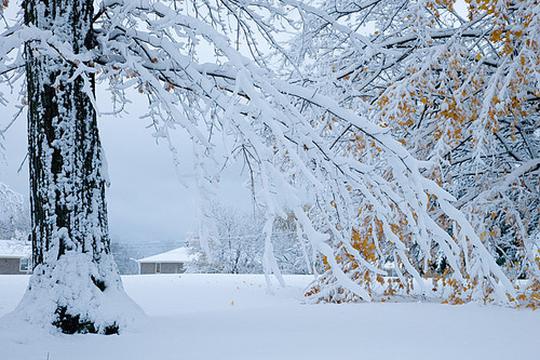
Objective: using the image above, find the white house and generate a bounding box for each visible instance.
[136,247,197,274]
[0,240,31,274]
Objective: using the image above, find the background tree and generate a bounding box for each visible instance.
[188,204,311,274]
[189,204,264,274]
[0,182,29,240]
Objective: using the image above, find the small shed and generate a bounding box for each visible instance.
[136,247,196,274]
[0,240,31,274]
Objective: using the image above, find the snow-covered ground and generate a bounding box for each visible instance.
[0,274,538,360]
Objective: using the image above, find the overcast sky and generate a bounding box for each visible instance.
[0,86,252,246]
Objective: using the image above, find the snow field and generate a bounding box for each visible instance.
[0,274,539,360]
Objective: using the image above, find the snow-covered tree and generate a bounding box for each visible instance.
[289,0,539,305]
[272,212,316,274]
[189,204,264,274]
[0,0,532,333]
[1,0,142,334]
[188,204,311,274]
[0,182,29,239]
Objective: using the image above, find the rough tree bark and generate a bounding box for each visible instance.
[16,0,141,334]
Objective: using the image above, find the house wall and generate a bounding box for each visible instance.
[0,258,24,274]
[139,262,186,274]
[140,262,156,274]
[161,263,185,274]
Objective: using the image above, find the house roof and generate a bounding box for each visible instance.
[0,240,31,259]
[137,246,197,263]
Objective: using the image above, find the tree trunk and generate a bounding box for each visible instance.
[16,0,141,334]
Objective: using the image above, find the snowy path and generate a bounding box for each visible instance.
[0,274,538,360]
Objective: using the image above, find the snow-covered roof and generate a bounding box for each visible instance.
[137,247,197,263]
[0,240,31,258]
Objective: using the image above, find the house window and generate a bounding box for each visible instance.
[177,263,184,273]
[155,263,161,273]
[19,257,30,272]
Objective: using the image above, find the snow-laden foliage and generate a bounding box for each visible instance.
[286,0,539,306]
[1,0,536,326]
